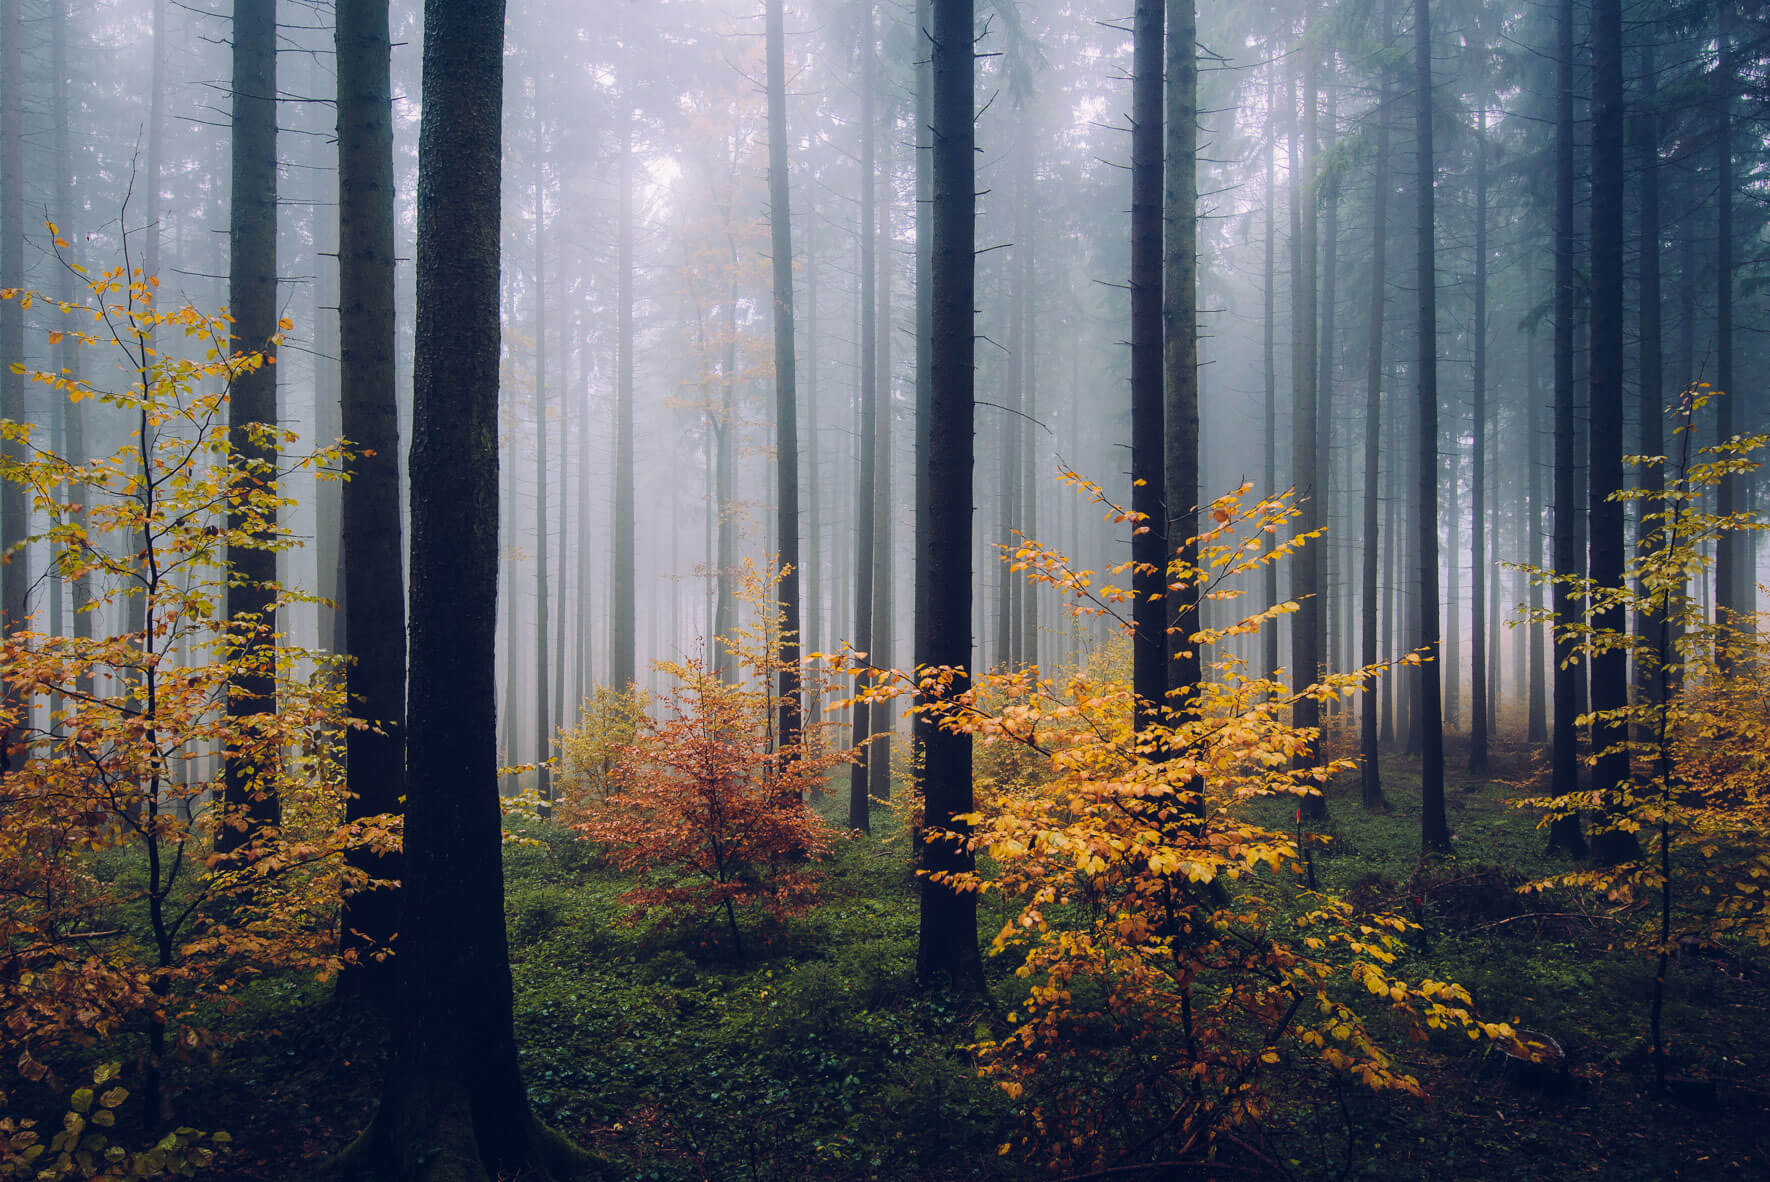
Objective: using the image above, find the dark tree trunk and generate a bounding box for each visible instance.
[1261,62,1279,683]
[766,0,803,758]
[335,0,405,1004]
[219,0,282,855]
[532,127,551,803]
[1317,71,1338,702]
[1712,7,1738,636]
[1469,102,1490,773]
[805,199,822,704]
[1290,53,1324,820]
[1129,0,1166,737]
[1415,0,1450,854]
[340,2,587,1176]
[1586,0,1639,865]
[916,0,982,992]
[1360,0,1393,807]
[849,1,879,831]
[912,0,934,807]
[1633,35,1665,717]
[1548,0,1587,855]
[0,0,22,738]
[715,261,737,681]
[1527,303,1548,744]
[869,157,894,798]
[611,113,636,691]
[1164,0,1201,748]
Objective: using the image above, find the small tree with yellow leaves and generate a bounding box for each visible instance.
[1514,385,1769,1089]
[0,242,396,1121]
[834,479,1505,1173]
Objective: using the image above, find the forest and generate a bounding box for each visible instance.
[0,0,1767,1177]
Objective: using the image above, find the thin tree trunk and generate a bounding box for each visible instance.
[1261,61,1279,682]
[1290,53,1324,819]
[766,0,803,759]
[1586,0,1639,864]
[611,111,637,691]
[1633,34,1664,719]
[1547,0,1586,854]
[869,155,894,798]
[1360,0,1393,805]
[1415,0,1450,853]
[1469,102,1490,772]
[849,2,879,831]
[533,124,552,803]
[1712,6,1738,636]
[0,0,24,750]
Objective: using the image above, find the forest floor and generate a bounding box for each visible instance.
[67,735,1770,1179]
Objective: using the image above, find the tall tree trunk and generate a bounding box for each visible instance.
[1469,102,1490,772]
[805,199,822,710]
[912,0,934,805]
[1164,0,1201,750]
[335,0,405,1004]
[1527,284,1547,743]
[341,1,587,1175]
[1261,61,1279,682]
[1712,6,1738,637]
[0,0,23,752]
[219,0,281,855]
[1018,160,1039,672]
[869,157,895,798]
[51,0,83,685]
[1586,0,1639,864]
[1129,0,1166,737]
[848,1,879,831]
[1290,53,1324,819]
[1415,0,1450,853]
[916,0,982,992]
[766,0,803,759]
[1633,35,1665,717]
[1316,69,1338,703]
[1547,0,1586,854]
[611,111,636,691]
[715,256,737,679]
[1360,0,1393,806]
[532,125,552,803]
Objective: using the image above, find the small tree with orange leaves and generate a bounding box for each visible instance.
[0,241,396,1120]
[563,561,842,957]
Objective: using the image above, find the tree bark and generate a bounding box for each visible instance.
[1163,0,1201,750]
[1290,53,1324,819]
[532,117,551,803]
[1586,0,1639,864]
[1712,5,1738,637]
[849,1,879,831]
[1360,0,1393,807]
[611,110,637,691]
[219,0,282,855]
[1469,102,1490,773]
[1129,0,1165,738]
[0,0,23,750]
[335,0,405,1004]
[766,0,803,758]
[916,0,982,992]
[1547,0,1586,855]
[1261,61,1278,683]
[1415,0,1450,853]
[339,1,588,1176]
